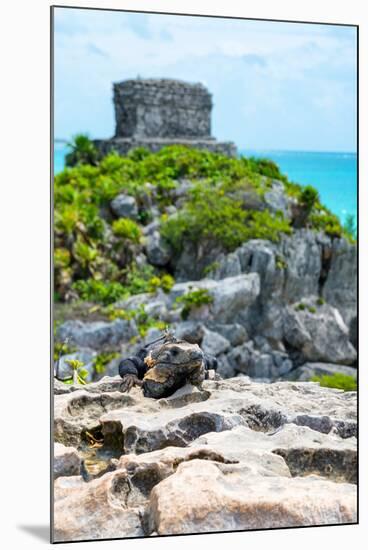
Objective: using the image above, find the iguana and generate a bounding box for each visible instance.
[118,329,218,398]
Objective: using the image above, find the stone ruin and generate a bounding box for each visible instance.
[94,78,236,157]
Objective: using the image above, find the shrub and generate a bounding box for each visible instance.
[161,183,291,254]
[72,279,128,305]
[309,212,343,238]
[300,185,319,212]
[311,373,357,391]
[316,297,325,306]
[112,218,141,243]
[248,157,285,181]
[176,288,213,320]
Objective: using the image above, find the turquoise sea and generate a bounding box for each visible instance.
[54,143,357,223]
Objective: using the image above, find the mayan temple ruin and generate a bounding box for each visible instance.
[94,78,237,156]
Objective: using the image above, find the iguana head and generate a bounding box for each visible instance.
[144,340,204,371]
[142,340,205,398]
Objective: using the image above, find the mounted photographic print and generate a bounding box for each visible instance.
[51,5,358,543]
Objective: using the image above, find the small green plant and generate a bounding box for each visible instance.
[296,303,306,311]
[54,247,71,269]
[65,358,88,385]
[203,262,220,276]
[275,255,287,270]
[93,352,120,375]
[112,218,141,243]
[308,306,317,314]
[316,297,325,306]
[311,373,357,391]
[53,341,76,361]
[148,273,175,294]
[176,288,214,320]
[65,134,99,167]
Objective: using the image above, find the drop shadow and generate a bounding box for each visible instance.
[17,525,50,543]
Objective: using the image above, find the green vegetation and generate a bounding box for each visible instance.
[111,218,141,243]
[316,297,325,306]
[300,185,319,213]
[55,143,351,305]
[65,134,100,167]
[176,288,214,320]
[296,303,306,311]
[93,352,120,375]
[64,358,88,385]
[311,372,357,391]
[161,181,292,255]
[308,306,317,314]
[275,255,287,270]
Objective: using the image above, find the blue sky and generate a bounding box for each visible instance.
[54,8,357,152]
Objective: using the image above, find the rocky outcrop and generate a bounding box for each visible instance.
[149,461,355,535]
[53,376,357,542]
[56,319,138,351]
[283,300,357,365]
[54,443,82,479]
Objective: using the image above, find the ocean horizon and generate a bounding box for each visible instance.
[54,143,357,224]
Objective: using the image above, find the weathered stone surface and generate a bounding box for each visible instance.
[192,424,356,483]
[149,460,356,535]
[264,180,291,218]
[323,237,357,327]
[56,319,138,350]
[54,471,144,542]
[54,375,125,395]
[53,376,357,541]
[54,389,138,447]
[145,230,171,266]
[54,443,82,479]
[100,403,245,455]
[283,301,357,365]
[287,362,357,382]
[173,321,205,344]
[110,193,138,219]
[207,323,248,346]
[95,79,236,157]
[201,328,230,356]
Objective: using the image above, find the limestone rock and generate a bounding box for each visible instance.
[145,230,171,266]
[283,301,357,365]
[54,443,82,479]
[53,471,144,542]
[201,328,230,356]
[149,460,356,535]
[287,362,357,382]
[323,237,357,326]
[110,193,138,219]
[264,180,291,218]
[56,319,138,350]
[53,376,357,541]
